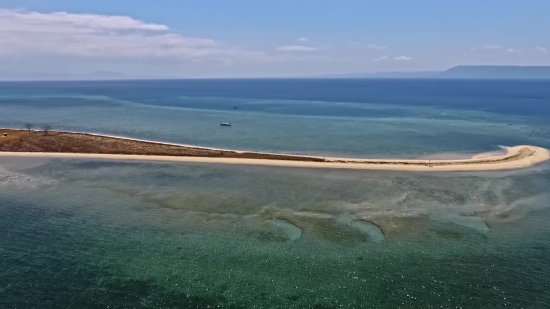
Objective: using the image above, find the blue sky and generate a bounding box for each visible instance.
[0,0,549,78]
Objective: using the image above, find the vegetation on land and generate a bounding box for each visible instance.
[0,129,324,161]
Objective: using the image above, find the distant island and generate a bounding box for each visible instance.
[441,66,550,79]
[0,71,127,82]
[1,129,549,172]
[2,65,550,81]
[317,65,550,79]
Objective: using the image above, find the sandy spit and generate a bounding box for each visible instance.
[1,145,548,172]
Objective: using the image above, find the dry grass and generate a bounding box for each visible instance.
[0,129,30,142]
[0,129,325,162]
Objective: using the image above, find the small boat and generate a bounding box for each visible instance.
[220,123,232,127]
[233,107,238,109]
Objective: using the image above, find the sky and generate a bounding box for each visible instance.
[0,0,549,78]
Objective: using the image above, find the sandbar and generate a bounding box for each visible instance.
[1,129,549,172]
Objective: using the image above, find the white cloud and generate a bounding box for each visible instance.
[0,9,270,62]
[484,44,504,49]
[506,48,514,53]
[367,44,388,50]
[0,9,169,33]
[535,46,548,53]
[394,55,411,61]
[372,56,388,62]
[298,37,308,42]
[276,45,319,52]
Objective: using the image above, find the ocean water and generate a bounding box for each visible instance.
[1,79,550,157]
[1,79,550,308]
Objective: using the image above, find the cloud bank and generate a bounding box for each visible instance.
[368,44,388,50]
[372,56,388,62]
[0,9,267,62]
[394,55,411,61]
[483,44,504,49]
[276,45,319,52]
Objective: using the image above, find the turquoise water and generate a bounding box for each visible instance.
[1,80,550,308]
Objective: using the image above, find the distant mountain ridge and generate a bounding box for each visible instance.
[0,71,127,81]
[2,66,550,81]
[440,65,550,79]
[320,71,439,78]
[316,66,550,79]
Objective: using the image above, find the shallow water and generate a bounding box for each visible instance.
[1,157,550,308]
[1,79,550,308]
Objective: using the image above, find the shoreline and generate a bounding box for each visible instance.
[1,129,549,171]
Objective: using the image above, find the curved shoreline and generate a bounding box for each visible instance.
[1,129,549,171]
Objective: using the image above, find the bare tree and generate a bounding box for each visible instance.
[42,125,52,135]
[25,123,33,133]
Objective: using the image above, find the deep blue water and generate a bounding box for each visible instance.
[1,79,550,308]
[2,79,550,116]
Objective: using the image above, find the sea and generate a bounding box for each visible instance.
[1,79,550,308]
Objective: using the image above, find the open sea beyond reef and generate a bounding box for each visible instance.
[1,79,550,308]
